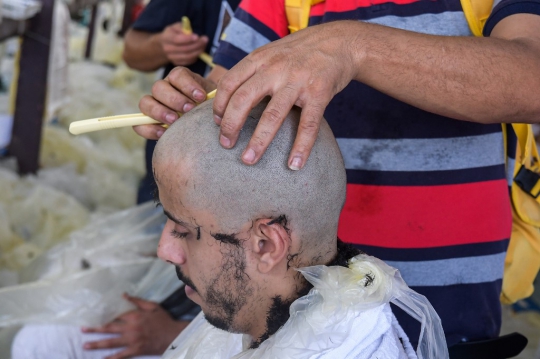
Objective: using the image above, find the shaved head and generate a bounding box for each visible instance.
[154,98,346,263]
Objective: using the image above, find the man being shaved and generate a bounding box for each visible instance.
[153,99,446,358]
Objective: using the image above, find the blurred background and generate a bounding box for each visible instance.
[0,0,152,278]
[0,1,159,356]
[0,1,538,358]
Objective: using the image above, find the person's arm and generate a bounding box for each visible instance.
[81,294,188,359]
[123,24,209,72]
[208,14,540,169]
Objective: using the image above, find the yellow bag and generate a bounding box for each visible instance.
[501,124,540,304]
[285,0,540,304]
[461,0,540,304]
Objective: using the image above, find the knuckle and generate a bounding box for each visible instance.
[251,134,268,148]
[219,77,237,95]
[219,120,239,135]
[150,107,164,121]
[151,80,165,95]
[138,95,152,112]
[166,93,186,110]
[167,66,187,82]
[299,117,320,132]
[262,107,283,125]
[308,80,329,99]
[230,90,251,109]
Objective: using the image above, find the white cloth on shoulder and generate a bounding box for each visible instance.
[161,254,448,359]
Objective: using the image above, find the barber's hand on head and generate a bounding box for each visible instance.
[159,22,208,66]
[213,21,358,170]
[135,66,216,140]
[82,294,189,359]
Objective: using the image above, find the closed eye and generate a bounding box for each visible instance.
[170,229,189,239]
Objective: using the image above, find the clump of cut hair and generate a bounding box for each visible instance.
[154,98,346,262]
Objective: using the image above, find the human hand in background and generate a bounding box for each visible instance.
[81,294,189,359]
[159,22,208,66]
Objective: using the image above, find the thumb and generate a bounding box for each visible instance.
[123,293,159,311]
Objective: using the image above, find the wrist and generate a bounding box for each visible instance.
[153,32,172,63]
[151,32,165,52]
[347,21,371,82]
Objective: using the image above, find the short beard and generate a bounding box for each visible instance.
[249,239,362,348]
[249,281,312,349]
[203,236,253,333]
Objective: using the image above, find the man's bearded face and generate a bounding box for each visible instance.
[154,166,260,334]
[154,162,311,346]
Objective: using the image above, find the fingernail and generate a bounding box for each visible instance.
[191,34,198,41]
[214,114,222,124]
[193,89,205,102]
[183,103,194,112]
[289,157,302,171]
[83,343,90,349]
[220,135,231,148]
[243,148,256,164]
[156,129,164,138]
[165,114,177,123]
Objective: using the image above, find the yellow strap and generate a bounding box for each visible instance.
[460,0,494,36]
[512,123,540,170]
[285,0,324,33]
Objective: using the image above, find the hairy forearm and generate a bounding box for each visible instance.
[349,20,540,124]
[123,29,170,72]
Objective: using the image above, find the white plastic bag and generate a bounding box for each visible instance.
[0,202,182,328]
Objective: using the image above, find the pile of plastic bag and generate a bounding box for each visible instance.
[0,202,177,328]
[0,59,150,274]
[0,167,89,276]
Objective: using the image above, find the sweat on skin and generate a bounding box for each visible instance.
[152,98,347,347]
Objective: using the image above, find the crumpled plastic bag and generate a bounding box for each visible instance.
[295,255,448,359]
[38,125,143,211]
[0,168,89,271]
[35,162,139,212]
[0,202,182,328]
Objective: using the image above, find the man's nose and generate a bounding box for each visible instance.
[157,220,187,264]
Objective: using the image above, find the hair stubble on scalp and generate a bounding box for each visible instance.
[153,98,347,265]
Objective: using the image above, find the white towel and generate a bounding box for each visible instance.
[162,304,415,359]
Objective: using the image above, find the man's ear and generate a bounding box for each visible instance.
[250,218,290,274]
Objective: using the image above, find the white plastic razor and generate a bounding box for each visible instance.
[69,89,216,135]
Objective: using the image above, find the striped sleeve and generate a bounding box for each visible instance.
[213,0,289,69]
[483,0,540,36]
